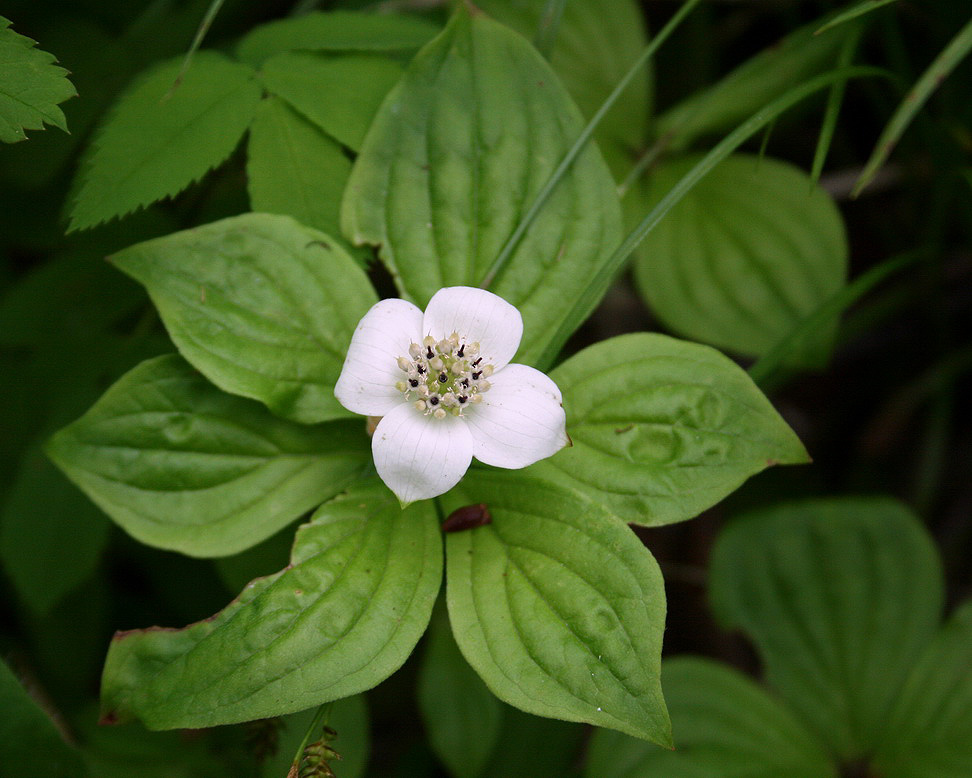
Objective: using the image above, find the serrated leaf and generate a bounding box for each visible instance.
[418,608,503,778]
[656,17,849,149]
[476,0,650,178]
[47,354,372,557]
[260,51,403,152]
[100,480,441,729]
[710,497,944,760]
[444,471,670,745]
[237,10,440,67]
[528,332,808,526]
[342,8,622,367]
[0,16,76,143]
[0,660,86,777]
[109,213,378,424]
[873,600,972,778]
[586,657,837,778]
[68,51,261,232]
[632,154,847,365]
[246,96,358,257]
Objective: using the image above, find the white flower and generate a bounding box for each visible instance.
[334,286,569,504]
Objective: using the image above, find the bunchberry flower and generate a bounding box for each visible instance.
[334,286,569,504]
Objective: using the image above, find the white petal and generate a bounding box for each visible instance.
[422,286,523,369]
[464,364,569,469]
[372,403,473,504]
[334,298,423,416]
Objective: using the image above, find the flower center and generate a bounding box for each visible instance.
[396,333,494,419]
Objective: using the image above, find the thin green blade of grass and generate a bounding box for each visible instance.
[534,0,567,59]
[167,0,226,97]
[852,15,972,197]
[810,22,863,184]
[815,0,900,36]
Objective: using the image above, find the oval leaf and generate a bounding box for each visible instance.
[342,7,622,367]
[110,213,378,424]
[100,481,442,729]
[529,332,808,526]
[586,657,836,778]
[444,471,671,746]
[710,497,944,759]
[68,51,261,232]
[633,154,848,365]
[47,354,372,557]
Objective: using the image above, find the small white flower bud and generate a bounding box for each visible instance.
[482,364,494,377]
[441,392,457,406]
[429,357,444,371]
[395,381,407,392]
[478,380,491,392]
[413,400,427,411]
[423,335,436,348]
[437,339,451,354]
[409,342,423,359]
[450,361,464,374]
[418,385,430,397]
[397,357,411,371]
[433,408,447,420]
[471,393,484,404]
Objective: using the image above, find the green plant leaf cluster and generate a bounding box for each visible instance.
[586,498,972,776]
[0,16,76,143]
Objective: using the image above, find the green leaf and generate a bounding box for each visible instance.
[873,600,972,778]
[0,16,76,143]
[100,480,442,729]
[655,17,849,149]
[342,7,622,367]
[444,471,671,745]
[68,51,261,232]
[815,0,900,35]
[0,660,86,777]
[260,52,404,152]
[586,657,837,778]
[246,95,356,248]
[0,440,110,614]
[236,10,441,67]
[709,497,944,760]
[481,706,584,778]
[475,0,650,178]
[418,608,503,778]
[632,154,847,365]
[110,213,378,424]
[47,354,372,557]
[528,333,808,526]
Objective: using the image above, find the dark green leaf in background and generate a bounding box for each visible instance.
[418,608,503,778]
[100,481,442,729]
[236,10,441,67]
[632,154,848,365]
[260,52,404,152]
[586,657,836,778]
[444,471,670,745]
[0,16,76,143]
[68,51,261,232]
[709,497,944,760]
[342,7,622,367]
[110,213,378,424]
[246,96,355,253]
[0,660,86,777]
[528,333,809,526]
[47,354,372,557]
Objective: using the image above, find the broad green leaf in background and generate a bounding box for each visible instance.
[709,497,944,760]
[655,17,849,150]
[260,52,404,152]
[47,355,372,557]
[0,660,86,777]
[246,95,355,247]
[100,481,442,729]
[236,10,441,67]
[110,213,378,424]
[259,695,371,778]
[342,7,622,367]
[632,154,847,365]
[418,609,503,778]
[0,440,110,614]
[873,600,972,778]
[68,51,261,232]
[528,333,809,526]
[476,0,651,179]
[0,16,76,143]
[480,706,584,778]
[586,658,837,778]
[444,471,671,745]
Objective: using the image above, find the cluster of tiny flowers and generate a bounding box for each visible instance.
[395,332,494,419]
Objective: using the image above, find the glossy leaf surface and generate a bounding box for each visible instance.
[100,481,441,729]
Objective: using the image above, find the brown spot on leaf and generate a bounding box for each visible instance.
[443,503,491,533]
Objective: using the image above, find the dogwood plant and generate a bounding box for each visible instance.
[334,286,569,504]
